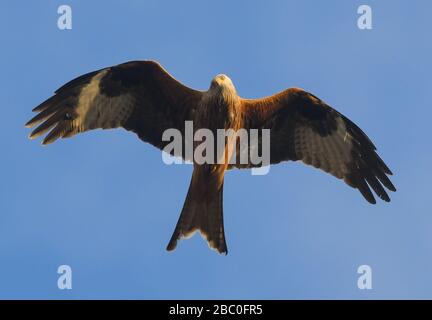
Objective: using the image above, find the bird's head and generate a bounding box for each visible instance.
[209,74,237,94]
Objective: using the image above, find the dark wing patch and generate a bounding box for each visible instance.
[26,61,202,156]
[239,88,396,204]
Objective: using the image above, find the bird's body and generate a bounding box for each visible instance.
[167,75,243,252]
[26,60,396,254]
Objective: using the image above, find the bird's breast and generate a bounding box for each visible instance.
[195,92,242,131]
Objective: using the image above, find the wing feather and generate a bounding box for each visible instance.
[26,61,202,155]
[239,88,396,203]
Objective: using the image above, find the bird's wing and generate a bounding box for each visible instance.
[238,88,396,204]
[26,60,202,159]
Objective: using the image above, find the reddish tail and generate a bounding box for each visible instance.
[166,167,228,254]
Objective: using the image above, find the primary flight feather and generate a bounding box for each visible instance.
[25,60,396,254]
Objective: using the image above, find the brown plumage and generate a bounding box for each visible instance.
[25,60,396,254]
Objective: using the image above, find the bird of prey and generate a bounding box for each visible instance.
[25,60,396,254]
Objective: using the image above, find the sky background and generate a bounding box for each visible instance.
[0,0,431,299]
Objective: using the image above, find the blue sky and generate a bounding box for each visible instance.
[0,0,431,299]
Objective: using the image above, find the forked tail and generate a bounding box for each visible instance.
[166,168,227,254]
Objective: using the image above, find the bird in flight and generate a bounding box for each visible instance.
[25,60,396,254]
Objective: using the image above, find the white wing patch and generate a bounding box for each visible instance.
[73,70,135,132]
[294,116,353,178]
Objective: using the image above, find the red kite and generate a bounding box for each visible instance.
[25,60,396,254]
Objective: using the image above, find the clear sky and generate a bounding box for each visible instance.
[0,0,431,299]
